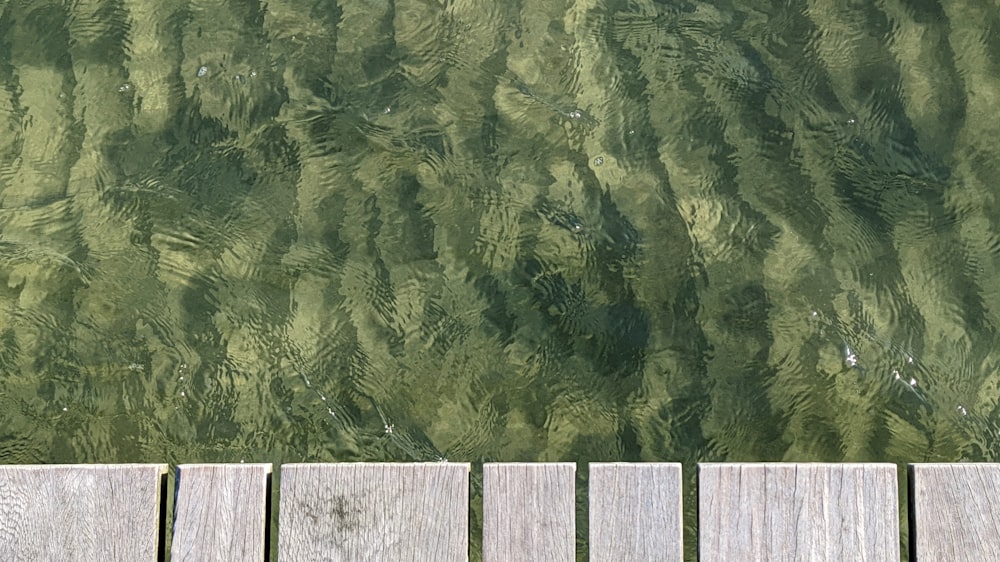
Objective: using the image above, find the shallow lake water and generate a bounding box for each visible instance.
[2,0,999,558]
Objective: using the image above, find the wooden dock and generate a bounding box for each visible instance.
[0,462,997,560]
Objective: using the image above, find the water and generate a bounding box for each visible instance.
[2,0,999,558]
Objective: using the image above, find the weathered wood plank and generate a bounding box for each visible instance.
[589,462,682,562]
[699,463,898,562]
[911,463,1000,560]
[171,463,271,561]
[483,462,575,562]
[0,464,167,561]
[278,462,469,562]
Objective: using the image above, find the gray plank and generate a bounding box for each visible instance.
[911,463,1000,560]
[589,463,682,562]
[278,462,469,562]
[0,464,167,561]
[699,463,898,562]
[483,462,575,562]
[172,463,272,562]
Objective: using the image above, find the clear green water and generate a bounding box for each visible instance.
[2,0,999,558]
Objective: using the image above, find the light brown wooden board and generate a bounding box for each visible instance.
[911,463,1000,560]
[0,464,167,561]
[278,462,469,562]
[699,463,898,561]
[171,463,271,561]
[483,462,576,562]
[589,463,682,562]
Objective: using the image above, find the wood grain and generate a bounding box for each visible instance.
[589,462,682,562]
[278,462,469,561]
[0,464,167,561]
[911,463,1000,560]
[698,463,898,562]
[171,463,271,561]
[483,462,576,562]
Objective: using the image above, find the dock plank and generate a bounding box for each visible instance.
[278,462,469,562]
[483,462,576,562]
[911,463,1000,560]
[698,463,898,562]
[589,463,682,562]
[171,463,271,561]
[0,464,167,561]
